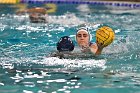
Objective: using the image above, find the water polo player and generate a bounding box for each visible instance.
[49,36,74,58]
[76,26,115,55]
[76,27,101,55]
[16,7,47,23]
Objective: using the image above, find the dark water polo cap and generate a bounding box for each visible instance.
[57,36,74,52]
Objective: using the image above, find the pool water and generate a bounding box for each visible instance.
[0,3,140,93]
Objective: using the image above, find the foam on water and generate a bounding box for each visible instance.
[76,4,91,13]
[42,57,106,69]
[110,9,140,14]
[47,13,85,26]
[11,13,85,27]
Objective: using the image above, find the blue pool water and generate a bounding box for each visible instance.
[0,3,140,93]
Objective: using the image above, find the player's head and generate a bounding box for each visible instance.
[57,36,74,52]
[76,27,92,47]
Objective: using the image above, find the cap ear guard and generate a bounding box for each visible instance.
[75,27,92,42]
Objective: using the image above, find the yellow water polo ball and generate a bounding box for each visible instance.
[96,26,115,47]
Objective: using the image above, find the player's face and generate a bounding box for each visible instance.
[76,29,90,47]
